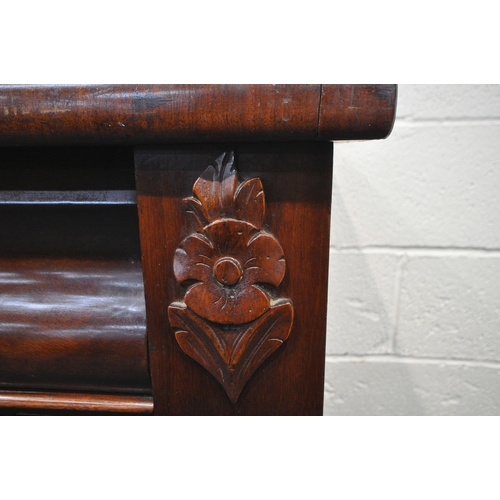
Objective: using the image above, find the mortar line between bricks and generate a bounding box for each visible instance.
[330,246,500,257]
[325,354,500,369]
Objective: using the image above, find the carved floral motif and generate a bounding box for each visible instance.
[168,152,293,402]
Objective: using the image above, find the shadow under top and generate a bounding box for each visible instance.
[0,84,397,146]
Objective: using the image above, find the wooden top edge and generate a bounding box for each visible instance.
[0,391,154,413]
[0,85,397,146]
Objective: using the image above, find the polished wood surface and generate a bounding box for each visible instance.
[0,85,396,146]
[0,391,153,413]
[0,259,150,394]
[168,151,294,402]
[0,85,397,414]
[0,145,152,404]
[135,142,332,415]
[319,84,397,140]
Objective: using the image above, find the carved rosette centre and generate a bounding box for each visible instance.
[213,257,242,286]
[168,151,294,403]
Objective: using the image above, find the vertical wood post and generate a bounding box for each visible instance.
[135,143,333,415]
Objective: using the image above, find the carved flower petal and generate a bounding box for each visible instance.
[173,234,214,284]
[244,232,286,287]
[183,197,205,232]
[204,219,256,261]
[234,178,265,228]
[185,282,270,325]
[192,152,238,222]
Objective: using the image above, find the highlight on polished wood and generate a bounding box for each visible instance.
[0,391,153,414]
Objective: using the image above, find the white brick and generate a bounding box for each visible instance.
[331,123,500,249]
[326,252,399,355]
[324,359,500,415]
[324,85,500,417]
[397,84,500,120]
[396,256,500,361]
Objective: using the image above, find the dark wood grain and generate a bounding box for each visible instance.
[0,145,151,402]
[319,84,397,140]
[135,142,332,415]
[167,151,294,402]
[0,85,396,414]
[0,391,153,413]
[0,85,396,146]
[0,258,151,394]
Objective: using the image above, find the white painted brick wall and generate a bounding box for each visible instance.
[325,84,500,415]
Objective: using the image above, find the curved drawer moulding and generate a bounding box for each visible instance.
[0,258,151,394]
[0,85,397,146]
[168,151,294,403]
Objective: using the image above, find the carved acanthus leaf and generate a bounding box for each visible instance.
[169,301,293,403]
[192,151,239,224]
[234,177,265,229]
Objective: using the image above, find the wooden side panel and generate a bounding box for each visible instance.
[135,143,332,415]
